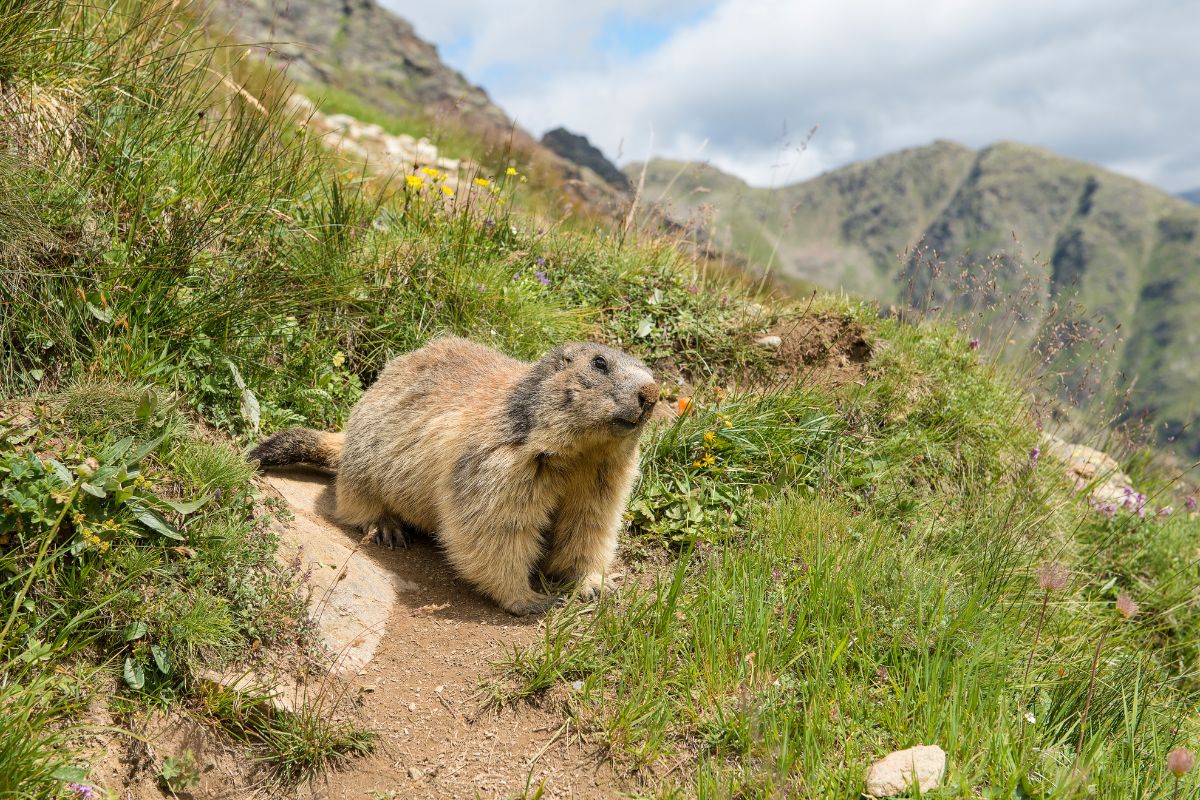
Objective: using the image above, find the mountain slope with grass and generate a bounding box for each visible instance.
[206,0,630,221]
[634,143,1200,458]
[2,2,1199,799]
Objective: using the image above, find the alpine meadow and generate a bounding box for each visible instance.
[0,2,1197,798]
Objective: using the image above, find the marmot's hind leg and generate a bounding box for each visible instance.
[333,480,407,547]
[363,519,409,549]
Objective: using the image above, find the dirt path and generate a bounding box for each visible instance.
[264,470,623,800]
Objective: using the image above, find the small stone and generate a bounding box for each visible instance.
[408,702,416,712]
[407,766,424,780]
[755,335,783,349]
[570,680,583,691]
[865,745,946,797]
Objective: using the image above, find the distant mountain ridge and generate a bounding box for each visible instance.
[206,0,629,217]
[208,0,512,135]
[633,142,1200,456]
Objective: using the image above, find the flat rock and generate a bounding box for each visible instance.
[754,334,783,349]
[865,744,946,797]
[1041,434,1135,507]
[263,469,418,673]
[195,668,307,714]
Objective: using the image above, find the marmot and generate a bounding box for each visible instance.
[250,337,659,615]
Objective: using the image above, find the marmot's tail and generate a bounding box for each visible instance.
[248,428,344,472]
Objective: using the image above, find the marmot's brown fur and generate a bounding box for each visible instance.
[250,337,659,615]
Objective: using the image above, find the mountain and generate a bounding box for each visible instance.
[541,128,632,193]
[208,0,512,138]
[206,0,628,217]
[1181,189,1200,205]
[633,142,1200,456]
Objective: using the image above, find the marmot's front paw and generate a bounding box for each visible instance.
[574,572,606,601]
[361,520,408,549]
[503,592,560,616]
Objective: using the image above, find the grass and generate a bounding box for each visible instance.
[498,323,1200,797]
[0,1,1196,798]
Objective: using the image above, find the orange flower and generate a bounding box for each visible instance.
[676,397,694,416]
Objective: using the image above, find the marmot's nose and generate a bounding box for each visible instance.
[638,382,660,411]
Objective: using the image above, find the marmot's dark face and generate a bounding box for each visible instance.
[523,343,658,442]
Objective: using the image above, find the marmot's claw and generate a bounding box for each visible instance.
[505,593,559,616]
[364,521,408,550]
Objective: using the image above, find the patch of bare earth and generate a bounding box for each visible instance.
[267,470,622,800]
[753,311,873,390]
[92,469,625,799]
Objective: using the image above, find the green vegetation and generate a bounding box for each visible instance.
[502,321,1200,796]
[635,142,1200,460]
[1,1,1197,798]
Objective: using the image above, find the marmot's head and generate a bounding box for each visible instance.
[507,342,659,446]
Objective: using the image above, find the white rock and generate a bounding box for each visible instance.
[407,766,424,780]
[864,745,946,797]
[323,113,356,131]
[265,469,418,673]
[195,669,309,715]
[285,93,316,117]
[1040,434,1136,507]
[754,335,783,349]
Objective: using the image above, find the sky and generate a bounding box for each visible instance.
[382,0,1200,193]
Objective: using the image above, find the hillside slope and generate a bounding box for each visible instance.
[2,4,1198,798]
[635,143,1200,456]
[207,0,629,218]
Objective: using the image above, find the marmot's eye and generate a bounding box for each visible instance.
[591,355,609,373]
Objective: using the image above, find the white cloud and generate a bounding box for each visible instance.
[383,0,1200,192]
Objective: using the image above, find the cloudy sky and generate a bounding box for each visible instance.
[382,0,1199,193]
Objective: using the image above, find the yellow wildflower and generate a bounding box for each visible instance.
[701,454,716,467]
[421,166,441,178]
[497,197,506,204]
[473,177,491,187]
[505,167,518,176]
[441,185,454,196]
[406,175,425,188]
[703,431,716,444]
[331,351,346,368]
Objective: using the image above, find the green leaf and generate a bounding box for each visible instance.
[151,644,171,674]
[135,387,158,421]
[99,436,134,464]
[132,506,184,540]
[127,432,167,466]
[80,482,106,498]
[123,657,145,690]
[123,621,148,642]
[18,639,53,663]
[51,766,88,782]
[46,458,73,486]
[162,494,210,516]
[635,316,655,338]
[86,301,113,323]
